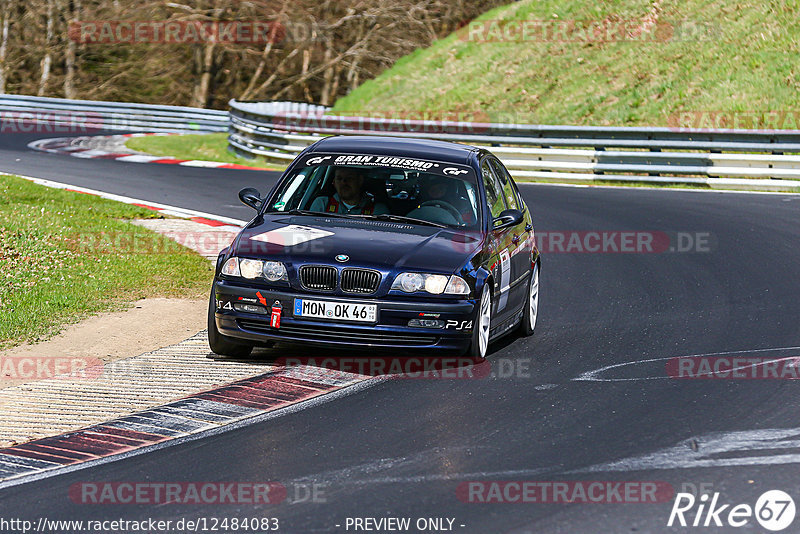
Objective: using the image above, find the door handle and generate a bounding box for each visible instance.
[512,235,520,244]
[525,224,532,233]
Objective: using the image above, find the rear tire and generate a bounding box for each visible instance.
[208,288,253,358]
[518,262,539,337]
[465,284,492,359]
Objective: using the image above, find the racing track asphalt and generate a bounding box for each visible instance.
[1,131,800,533]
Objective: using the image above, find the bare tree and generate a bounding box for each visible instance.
[63,0,80,98]
[238,0,290,100]
[37,0,55,96]
[0,0,505,106]
[0,0,10,94]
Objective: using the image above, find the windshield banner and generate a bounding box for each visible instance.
[301,153,472,177]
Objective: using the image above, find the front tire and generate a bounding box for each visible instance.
[208,288,253,358]
[518,262,539,337]
[466,283,492,359]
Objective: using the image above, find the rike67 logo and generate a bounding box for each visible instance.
[668,490,795,531]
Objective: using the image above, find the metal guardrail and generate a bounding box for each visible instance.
[0,94,228,133]
[3,95,799,189]
[227,100,332,161]
[228,99,800,190]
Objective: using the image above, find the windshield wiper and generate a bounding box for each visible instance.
[272,210,447,228]
[274,209,352,219]
[356,213,448,228]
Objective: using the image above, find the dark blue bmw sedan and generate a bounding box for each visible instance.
[209,136,540,359]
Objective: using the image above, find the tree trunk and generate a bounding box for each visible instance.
[37,0,54,96]
[63,0,80,99]
[328,63,341,104]
[0,0,10,94]
[191,41,216,108]
[301,47,311,102]
[347,56,361,93]
[319,46,334,106]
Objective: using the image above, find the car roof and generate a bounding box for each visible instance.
[308,136,480,166]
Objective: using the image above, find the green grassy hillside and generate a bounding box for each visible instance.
[332,0,800,127]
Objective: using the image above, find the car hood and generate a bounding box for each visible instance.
[233,215,483,273]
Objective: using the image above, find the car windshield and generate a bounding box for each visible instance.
[266,153,481,229]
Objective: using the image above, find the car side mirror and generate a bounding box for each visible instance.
[238,187,263,211]
[493,209,523,231]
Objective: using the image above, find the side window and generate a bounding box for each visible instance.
[298,166,329,210]
[490,159,519,211]
[481,159,507,219]
[272,167,315,211]
[512,181,525,213]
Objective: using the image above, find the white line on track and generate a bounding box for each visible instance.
[572,426,800,473]
[573,346,800,382]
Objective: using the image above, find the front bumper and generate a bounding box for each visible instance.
[213,280,476,352]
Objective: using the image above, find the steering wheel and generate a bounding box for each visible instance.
[419,200,463,222]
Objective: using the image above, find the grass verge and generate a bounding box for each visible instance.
[125,133,283,170]
[0,174,213,349]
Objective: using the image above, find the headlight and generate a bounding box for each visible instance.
[221,257,288,282]
[396,272,425,293]
[263,261,288,282]
[392,273,470,296]
[239,259,263,279]
[424,275,449,295]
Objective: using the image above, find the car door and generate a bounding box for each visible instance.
[489,157,532,313]
[480,158,518,324]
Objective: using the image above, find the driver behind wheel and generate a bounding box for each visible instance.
[310,167,390,216]
[421,177,452,204]
[411,176,474,225]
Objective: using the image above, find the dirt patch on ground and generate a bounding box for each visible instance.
[0,298,206,390]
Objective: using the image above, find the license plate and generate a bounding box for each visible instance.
[293,299,377,323]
